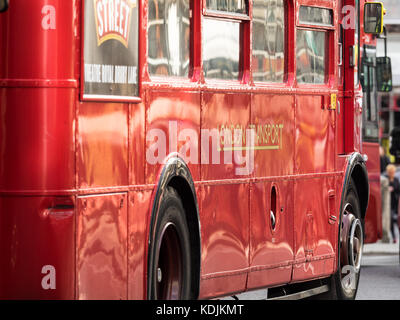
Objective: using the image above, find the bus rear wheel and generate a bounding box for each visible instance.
[148,187,193,300]
[322,178,364,300]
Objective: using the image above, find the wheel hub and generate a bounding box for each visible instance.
[155,222,183,300]
[341,204,363,271]
[157,267,162,283]
[349,218,363,271]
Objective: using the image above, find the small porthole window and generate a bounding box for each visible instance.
[270,186,277,230]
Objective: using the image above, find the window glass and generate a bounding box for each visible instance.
[203,19,240,80]
[206,0,248,14]
[362,54,379,140]
[299,6,333,26]
[148,0,190,77]
[362,48,378,123]
[362,57,375,93]
[252,0,285,82]
[296,30,327,84]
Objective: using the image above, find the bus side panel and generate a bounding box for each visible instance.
[248,92,295,290]
[145,90,201,185]
[198,92,251,298]
[251,93,295,177]
[292,177,336,281]
[0,0,79,81]
[76,193,128,300]
[129,101,146,186]
[248,180,294,290]
[292,94,337,280]
[363,142,382,243]
[128,189,152,300]
[77,103,129,189]
[295,94,336,174]
[0,196,75,299]
[127,101,148,299]
[198,184,249,299]
[0,88,75,191]
[201,92,251,180]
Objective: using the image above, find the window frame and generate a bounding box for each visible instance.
[298,5,334,29]
[361,45,379,142]
[251,0,288,85]
[80,0,142,103]
[202,0,250,21]
[295,28,330,85]
[201,0,250,84]
[147,0,193,81]
[295,4,335,87]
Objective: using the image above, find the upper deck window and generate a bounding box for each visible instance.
[362,47,378,124]
[252,0,286,83]
[203,0,248,81]
[203,19,240,80]
[206,0,248,15]
[296,6,332,85]
[299,6,333,27]
[148,0,190,77]
[296,30,327,84]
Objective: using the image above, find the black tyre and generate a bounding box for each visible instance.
[148,187,193,300]
[321,178,364,300]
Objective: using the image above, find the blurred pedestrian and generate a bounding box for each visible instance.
[390,127,400,164]
[380,146,390,174]
[386,164,399,243]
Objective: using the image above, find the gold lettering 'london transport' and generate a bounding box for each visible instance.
[94,0,137,48]
[218,123,284,151]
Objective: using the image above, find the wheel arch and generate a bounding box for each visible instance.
[341,153,369,220]
[147,156,201,299]
[324,153,369,299]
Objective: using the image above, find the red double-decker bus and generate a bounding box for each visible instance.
[0,0,387,300]
[360,1,393,245]
[360,3,382,244]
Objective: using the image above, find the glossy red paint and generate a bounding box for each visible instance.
[0,88,76,192]
[251,93,295,177]
[0,0,370,300]
[198,183,249,298]
[0,196,75,299]
[292,177,337,281]
[248,180,294,289]
[343,0,363,154]
[146,89,201,184]
[128,189,152,299]
[76,193,128,299]
[77,102,129,190]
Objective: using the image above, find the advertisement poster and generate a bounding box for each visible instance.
[83,0,139,99]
